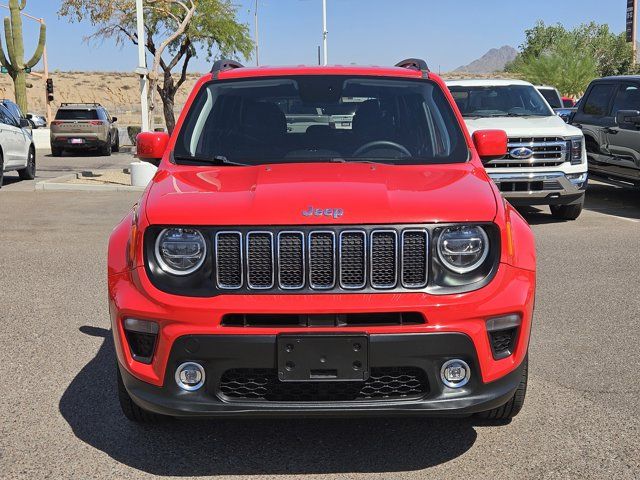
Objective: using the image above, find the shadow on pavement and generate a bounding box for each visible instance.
[60,326,478,477]
[583,182,640,221]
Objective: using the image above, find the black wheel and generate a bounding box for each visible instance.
[51,146,63,157]
[18,147,36,180]
[0,152,4,189]
[100,136,112,156]
[113,132,120,152]
[476,356,528,421]
[117,364,163,423]
[550,201,583,221]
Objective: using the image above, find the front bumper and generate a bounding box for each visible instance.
[489,171,587,206]
[119,333,526,418]
[110,262,535,417]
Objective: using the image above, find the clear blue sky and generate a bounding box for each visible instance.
[9,0,631,73]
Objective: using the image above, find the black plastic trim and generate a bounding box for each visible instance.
[118,333,525,418]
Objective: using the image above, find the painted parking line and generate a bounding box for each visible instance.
[586,209,640,223]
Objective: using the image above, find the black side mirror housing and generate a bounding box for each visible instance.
[19,118,31,128]
[616,109,640,126]
[112,116,118,123]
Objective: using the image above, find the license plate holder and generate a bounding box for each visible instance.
[69,138,85,144]
[277,334,369,382]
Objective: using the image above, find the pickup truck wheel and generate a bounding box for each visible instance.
[18,147,36,180]
[476,355,528,422]
[550,201,583,221]
[0,153,4,189]
[117,365,164,424]
[100,136,112,156]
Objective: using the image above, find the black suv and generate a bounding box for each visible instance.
[571,77,640,187]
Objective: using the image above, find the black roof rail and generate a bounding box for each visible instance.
[211,58,244,78]
[60,102,101,107]
[395,58,430,78]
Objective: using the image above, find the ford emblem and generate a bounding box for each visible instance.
[510,147,534,160]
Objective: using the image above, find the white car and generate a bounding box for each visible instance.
[27,112,47,128]
[446,79,588,220]
[0,103,36,189]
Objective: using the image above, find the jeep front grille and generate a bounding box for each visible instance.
[214,227,429,292]
[485,137,568,168]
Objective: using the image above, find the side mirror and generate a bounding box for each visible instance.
[111,116,118,123]
[19,118,31,128]
[136,131,170,161]
[615,110,640,126]
[26,113,33,119]
[472,129,507,163]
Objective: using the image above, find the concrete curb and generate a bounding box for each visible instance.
[35,173,146,192]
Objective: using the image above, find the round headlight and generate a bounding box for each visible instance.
[155,228,206,275]
[437,226,489,274]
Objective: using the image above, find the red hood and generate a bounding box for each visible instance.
[144,162,498,226]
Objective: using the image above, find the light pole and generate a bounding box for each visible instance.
[135,0,150,132]
[254,0,259,66]
[322,0,328,65]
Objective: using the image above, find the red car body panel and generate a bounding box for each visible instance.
[109,65,536,416]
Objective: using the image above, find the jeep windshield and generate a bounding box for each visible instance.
[174,76,468,165]
[449,85,554,118]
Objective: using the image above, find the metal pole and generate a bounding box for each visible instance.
[42,32,51,126]
[634,0,638,65]
[135,0,150,132]
[322,0,328,65]
[254,0,259,66]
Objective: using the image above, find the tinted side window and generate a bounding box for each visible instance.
[611,83,640,114]
[0,106,17,126]
[582,84,616,117]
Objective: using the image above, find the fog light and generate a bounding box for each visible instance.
[566,172,588,188]
[123,318,158,364]
[175,362,205,391]
[440,359,471,388]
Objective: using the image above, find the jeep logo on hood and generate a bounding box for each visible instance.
[302,206,344,219]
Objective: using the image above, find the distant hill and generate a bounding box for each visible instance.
[454,46,518,73]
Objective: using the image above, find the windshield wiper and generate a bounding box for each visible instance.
[173,154,248,166]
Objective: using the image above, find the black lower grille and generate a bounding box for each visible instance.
[218,367,428,402]
[124,331,156,362]
[221,312,425,327]
[489,328,518,359]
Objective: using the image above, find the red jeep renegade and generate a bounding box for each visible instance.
[108,59,536,423]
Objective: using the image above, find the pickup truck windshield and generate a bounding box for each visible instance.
[449,85,554,118]
[174,76,469,165]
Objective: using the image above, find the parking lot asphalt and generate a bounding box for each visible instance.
[0,157,639,479]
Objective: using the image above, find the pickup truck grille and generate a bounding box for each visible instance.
[485,137,568,168]
[214,227,429,292]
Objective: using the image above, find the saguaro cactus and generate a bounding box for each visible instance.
[0,0,46,113]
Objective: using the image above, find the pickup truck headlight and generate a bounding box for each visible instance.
[437,226,489,274]
[568,137,583,165]
[155,228,206,275]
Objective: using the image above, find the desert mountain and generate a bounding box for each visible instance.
[454,46,518,73]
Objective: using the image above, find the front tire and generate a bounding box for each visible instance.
[18,147,36,180]
[476,356,528,422]
[0,152,4,189]
[550,200,583,221]
[117,364,163,423]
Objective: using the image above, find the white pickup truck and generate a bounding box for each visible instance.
[446,79,588,220]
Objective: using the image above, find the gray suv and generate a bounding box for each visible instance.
[50,103,119,156]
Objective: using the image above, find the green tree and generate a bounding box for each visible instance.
[0,0,47,113]
[59,0,253,133]
[507,20,638,90]
[515,37,597,97]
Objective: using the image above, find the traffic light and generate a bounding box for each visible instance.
[46,78,54,102]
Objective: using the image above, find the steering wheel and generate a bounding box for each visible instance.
[353,140,411,158]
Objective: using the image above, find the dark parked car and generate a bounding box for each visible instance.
[571,77,640,187]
